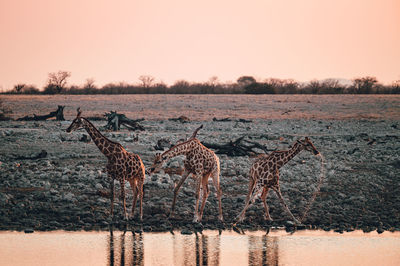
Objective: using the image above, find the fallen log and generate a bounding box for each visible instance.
[212,117,232,122]
[17,105,65,121]
[104,111,145,131]
[212,117,252,123]
[203,136,273,156]
[0,113,13,121]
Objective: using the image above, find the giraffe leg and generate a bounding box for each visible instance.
[110,178,115,218]
[120,179,128,220]
[128,179,138,220]
[272,186,300,224]
[261,187,272,221]
[169,169,190,218]
[234,178,258,225]
[211,168,223,222]
[198,175,210,222]
[138,178,144,222]
[193,177,202,223]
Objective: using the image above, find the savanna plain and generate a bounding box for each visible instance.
[0,94,399,235]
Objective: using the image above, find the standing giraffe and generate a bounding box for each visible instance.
[235,137,319,225]
[66,108,145,220]
[149,125,223,223]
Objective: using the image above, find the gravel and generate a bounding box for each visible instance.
[0,95,399,233]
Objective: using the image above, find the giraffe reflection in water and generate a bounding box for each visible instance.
[195,234,221,266]
[107,231,280,266]
[108,232,144,266]
[248,235,279,266]
[171,233,221,266]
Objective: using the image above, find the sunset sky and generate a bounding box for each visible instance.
[0,0,399,90]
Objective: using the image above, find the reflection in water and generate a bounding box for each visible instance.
[0,230,400,266]
[171,233,221,266]
[194,234,221,266]
[248,235,278,266]
[108,232,144,266]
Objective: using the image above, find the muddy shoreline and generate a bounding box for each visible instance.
[1,115,399,234]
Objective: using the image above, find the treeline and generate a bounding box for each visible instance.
[4,71,400,95]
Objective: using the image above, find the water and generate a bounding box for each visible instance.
[1,230,399,266]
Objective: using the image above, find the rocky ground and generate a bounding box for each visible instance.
[1,116,399,234]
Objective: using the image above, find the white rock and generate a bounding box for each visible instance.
[43,181,51,189]
[63,192,75,201]
[60,121,71,126]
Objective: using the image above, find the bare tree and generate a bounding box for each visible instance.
[138,75,155,88]
[208,76,219,86]
[13,84,25,93]
[352,76,378,94]
[306,80,321,94]
[84,78,96,90]
[44,71,71,94]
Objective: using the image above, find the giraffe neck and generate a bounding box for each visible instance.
[277,142,304,167]
[81,118,121,158]
[162,139,195,160]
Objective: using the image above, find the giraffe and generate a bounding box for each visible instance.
[149,125,223,223]
[235,137,319,225]
[66,108,145,221]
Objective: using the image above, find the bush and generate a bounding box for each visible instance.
[244,82,275,94]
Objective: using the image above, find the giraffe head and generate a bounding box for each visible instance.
[149,153,165,174]
[297,137,319,155]
[66,108,84,133]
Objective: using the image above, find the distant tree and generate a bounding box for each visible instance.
[303,80,321,94]
[208,76,219,86]
[77,78,98,94]
[13,84,25,93]
[84,78,96,90]
[390,80,400,94]
[148,82,168,93]
[43,71,71,94]
[351,76,378,94]
[237,76,256,87]
[170,80,190,94]
[321,79,342,93]
[11,84,39,94]
[23,85,40,94]
[138,75,155,88]
[263,78,298,94]
[280,79,299,94]
[244,82,274,94]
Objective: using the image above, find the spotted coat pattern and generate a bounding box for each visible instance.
[235,137,319,224]
[66,113,145,220]
[150,138,223,222]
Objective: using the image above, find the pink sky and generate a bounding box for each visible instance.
[0,0,399,90]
